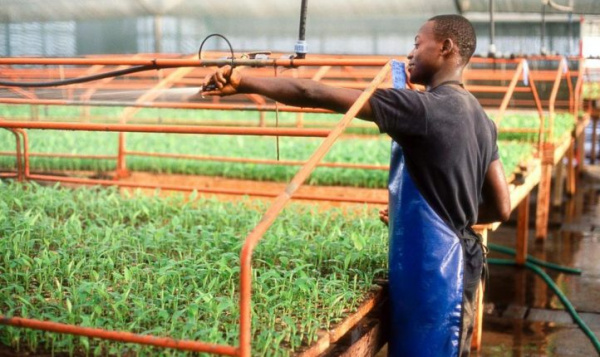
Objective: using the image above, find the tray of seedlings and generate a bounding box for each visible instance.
[0,181,389,356]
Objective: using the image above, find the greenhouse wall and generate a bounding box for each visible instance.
[0,16,585,57]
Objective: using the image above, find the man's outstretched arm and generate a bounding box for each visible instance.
[477,159,511,224]
[200,65,375,120]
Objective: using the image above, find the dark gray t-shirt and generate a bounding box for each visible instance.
[369,84,499,234]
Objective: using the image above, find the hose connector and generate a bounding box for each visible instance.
[294,40,308,59]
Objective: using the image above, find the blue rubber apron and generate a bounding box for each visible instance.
[387,61,464,357]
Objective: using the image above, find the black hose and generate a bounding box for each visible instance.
[0,33,235,89]
[197,33,235,66]
[0,64,179,88]
[197,33,236,91]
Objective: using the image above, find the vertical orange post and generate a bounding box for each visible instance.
[573,58,585,117]
[564,61,574,115]
[535,143,554,240]
[9,129,23,181]
[548,61,565,143]
[552,152,565,207]
[577,122,586,176]
[516,194,530,264]
[17,129,30,178]
[566,140,576,196]
[471,227,487,352]
[527,75,546,154]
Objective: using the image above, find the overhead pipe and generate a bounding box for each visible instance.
[295,0,309,59]
[489,0,497,58]
[0,57,389,67]
[539,0,574,56]
[541,2,547,55]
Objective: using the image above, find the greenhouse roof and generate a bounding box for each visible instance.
[0,0,598,23]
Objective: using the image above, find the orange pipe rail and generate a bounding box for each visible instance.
[237,61,392,357]
[24,174,387,204]
[496,60,526,122]
[5,129,22,181]
[0,315,238,356]
[0,97,330,114]
[126,151,389,171]
[0,57,391,68]
[0,121,331,137]
[547,59,574,142]
[16,129,29,177]
[2,54,583,355]
[0,152,117,160]
[574,58,586,116]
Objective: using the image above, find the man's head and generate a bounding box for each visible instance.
[407,14,476,86]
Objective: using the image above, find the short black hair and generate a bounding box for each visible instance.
[428,14,476,64]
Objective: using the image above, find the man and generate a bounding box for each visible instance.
[202,14,510,357]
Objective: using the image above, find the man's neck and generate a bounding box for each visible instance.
[426,66,464,91]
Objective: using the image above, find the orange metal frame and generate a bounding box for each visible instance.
[0,55,556,191]
[0,54,396,203]
[0,53,587,355]
[0,57,393,356]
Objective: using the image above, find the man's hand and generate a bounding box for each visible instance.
[200,65,242,97]
[379,208,389,226]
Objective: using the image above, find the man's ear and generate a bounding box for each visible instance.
[441,38,455,56]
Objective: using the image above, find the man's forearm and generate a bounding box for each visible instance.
[476,203,509,224]
[237,76,320,107]
[237,76,372,119]
[476,159,511,225]
[201,66,373,119]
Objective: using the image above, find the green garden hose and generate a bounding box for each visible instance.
[487,258,600,354]
[488,242,582,275]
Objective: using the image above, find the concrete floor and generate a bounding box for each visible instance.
[480,166,600,356]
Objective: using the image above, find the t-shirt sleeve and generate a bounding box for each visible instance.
[368,88,427,136]
[489,118,499,161]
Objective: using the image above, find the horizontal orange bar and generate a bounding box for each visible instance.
[0,97,330,114]
[0,57,391,67]
[0,120,331,137]
[466,85,531,93]
[126,151,389,170]
[0,151,117,160]
[0,315,238,356]
[26,174,388,204]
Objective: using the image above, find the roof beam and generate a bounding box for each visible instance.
[465,12,576,22]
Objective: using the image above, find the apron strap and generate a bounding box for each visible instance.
[459,229,489,292]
